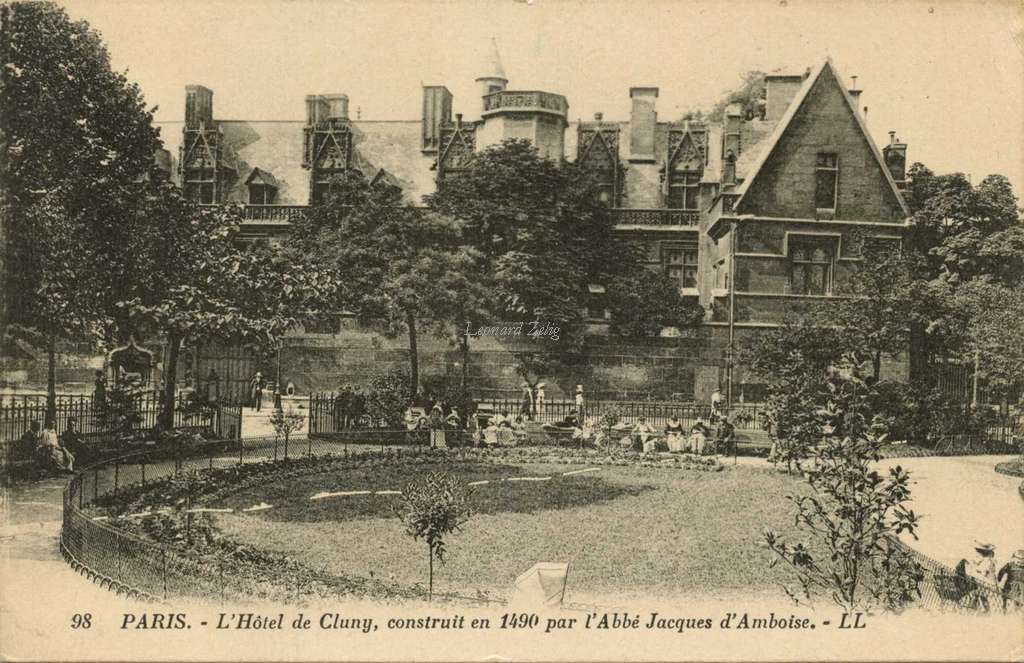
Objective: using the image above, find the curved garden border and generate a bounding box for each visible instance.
[60,436,725,605]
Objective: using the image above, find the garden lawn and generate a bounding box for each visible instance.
[212,462,809,602]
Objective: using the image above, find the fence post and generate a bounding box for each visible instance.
[141,459,146,486]
[114,460,119,495]
[307,436,312,457]
[239,438,243,465]
[78,476,84,509]
[93,468,99,502]
[284,437,289,460]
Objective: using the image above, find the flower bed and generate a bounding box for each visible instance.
[81,446,725,604]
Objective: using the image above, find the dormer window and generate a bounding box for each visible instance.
[815,152,839,211]
[245,168,279,205]
[667,171,701,210]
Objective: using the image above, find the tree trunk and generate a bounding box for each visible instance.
[907,321,931,387]
[460,323,470,427]
[45,333,56,427]
[872,351,882,382]
[160,332,181,430]
[427,547,434,601]
[406,312,419,399]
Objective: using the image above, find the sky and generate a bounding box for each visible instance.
[58,0,1024,194]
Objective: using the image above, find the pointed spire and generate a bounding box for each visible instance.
[478,36,507,82]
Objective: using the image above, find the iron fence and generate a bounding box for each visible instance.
[58,431,1023,613]
[889,536,1020,614]
[0,392,220,444]
[61,433,508,605]
[477,398,766,430]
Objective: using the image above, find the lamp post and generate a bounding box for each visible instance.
[727,220,737,410]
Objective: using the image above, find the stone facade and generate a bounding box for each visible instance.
[157,49,911,400]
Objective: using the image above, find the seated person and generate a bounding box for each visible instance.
[572,418,596,447]
[665,415,686,452]
[689,420,710,455]
[512,415,528,442]
[551,413,578,429]
[482,420,500,447]
[60,418,86,458]
[631,417,657,452]
[37,423,74,473]
[715,418,736,456]
[17,421,41,460]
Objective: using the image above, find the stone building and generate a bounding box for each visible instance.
[159,44,912,401]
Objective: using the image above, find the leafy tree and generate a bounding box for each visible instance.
[429,139,684,392]
[902,164,1023,383]
[365,370,412,428]
[427,140,628,349]
[606,269,705,337]
[289,172,490,397]
[949,279,1024,401]
[394,471,473,600]
[1,1,162,423]
[707,70,767,120]
[763,374,923,612]
[113,178,332,429]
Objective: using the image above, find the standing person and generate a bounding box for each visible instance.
[250,372,264,412]
[446,407,462,445]
[710,387,724,422]
[339,385,353,429]
[428,403,446,449]
[997,549,1024,611]
[204,367,220,404]
[332,389,345,431]
[972,542,998,610]
[93,370,107,412]
[350,387,366,429]
[574,385,586,422]
[535,382,546,419]
[519,382,534,421]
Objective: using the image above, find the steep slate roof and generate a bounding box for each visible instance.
[157,120,435,205]
[731,58,910,216]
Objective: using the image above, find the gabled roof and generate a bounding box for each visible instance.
[245,167,280,188]
[731,58,910,217]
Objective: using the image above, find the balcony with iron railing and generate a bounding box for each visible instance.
[482,90,569,118]
[611,208,699,228]
[241,204,309,223]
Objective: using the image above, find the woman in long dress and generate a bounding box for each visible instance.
[665,415,686,452]
[38,423,74,473]
[428,403,446,449]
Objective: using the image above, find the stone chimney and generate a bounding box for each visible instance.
[185,85,213,128]
[422,86,453,153]
[304,95,329,125]
[848,75,863,106]
[322,94,349,121]
[723,102,742,160]
[764,74,804,121]
[629,87,658,162]
[882,131,908,184]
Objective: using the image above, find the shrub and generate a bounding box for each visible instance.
[365,371,411,428]
[394,471,473,600]
[763,374,923,613]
